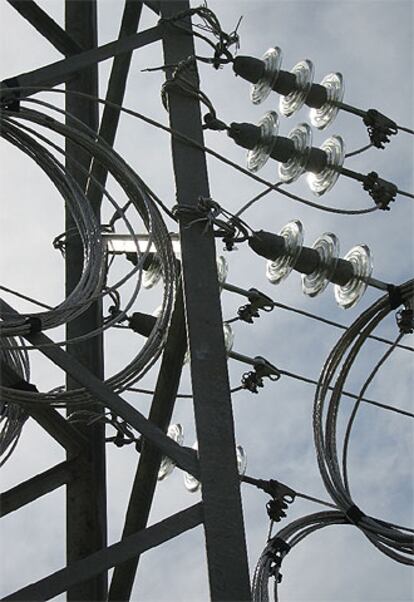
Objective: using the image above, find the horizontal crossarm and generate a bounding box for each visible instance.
[0,24,164,103]
[2,502,203,601]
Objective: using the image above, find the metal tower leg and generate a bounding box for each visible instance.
[160,2,252,600]
[64,2,107,600]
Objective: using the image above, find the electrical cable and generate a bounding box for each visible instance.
[223,287,413,353]
[0,112,152,347]
[341,333,404,496]
[344,143,373,158]
[396,124,414,135]
[0,285,53,311]
[278,367,413,419]
[0,336,30,466]
[397,189,414,199]
[124,363,412,420]
[235,182,284,217]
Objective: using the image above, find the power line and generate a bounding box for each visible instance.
[278,367,414,418]
[0,284,53,310]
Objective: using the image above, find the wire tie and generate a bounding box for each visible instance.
[345,504,365,525]
[25,316,42,334]
[387,284,404,309]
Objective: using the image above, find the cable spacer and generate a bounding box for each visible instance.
[345,504,365,525]
[387,284,404,309]
[362,109,398,148]
[25,316,42,334]
[362,172,397,210]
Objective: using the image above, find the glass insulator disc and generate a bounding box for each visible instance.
[307,135,345,196]
[334,245,373,309]
[184,443,247,493]
[247,111,279,173]
[310,72,344,130]
[302,232,340,297]
[183,442,200,492]
[236,445,247,477]
[250,46,283,105]
[217,255,228,285]
[157,424,184,481]
[142,255,162,289]
[266,220,304,285]
[278,122,312,183]
[279,59,314,117]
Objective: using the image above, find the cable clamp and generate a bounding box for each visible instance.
[363,109,398,148]
[241,356,281,393]
[237,289,274,323]
[345,504,365,525]
[25,316,42,334]
[362,172,397,210]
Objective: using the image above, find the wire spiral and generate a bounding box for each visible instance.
[0,103,178,407]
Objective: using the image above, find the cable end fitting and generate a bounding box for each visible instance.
[363,109,398,149]
[242,356,281,393]
[363,172,397,210]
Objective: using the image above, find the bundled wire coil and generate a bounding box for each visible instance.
[313,278,414,565]
[253,282,413,600]
[0,337,30,466]
[0,103,177,408]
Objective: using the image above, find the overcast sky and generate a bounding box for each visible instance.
[0,1,413,601]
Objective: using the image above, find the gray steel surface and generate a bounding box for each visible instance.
[160,2,252,600]
[64,3,107,599]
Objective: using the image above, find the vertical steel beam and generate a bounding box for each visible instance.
[108,285,187,601]
[64,2,107,600]
[160,3,252,600]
